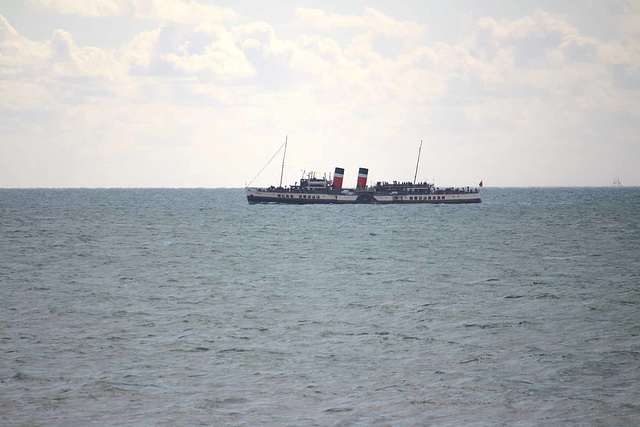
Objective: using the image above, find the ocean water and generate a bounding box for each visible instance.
[1,187,639,426]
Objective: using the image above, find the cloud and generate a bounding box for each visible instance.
[0,15,50,73]
[27,0,236,24]
[296,7,427,38]
[0,81,52,110]
[2,7,627,110]
[121,27,161,68]
[122,24,257,78]
[48,29,126,79]
[2,6,640,187]
[1,16,136,107]
[161,40,256,78]
[467,10,580,67]
[608,0,640,35]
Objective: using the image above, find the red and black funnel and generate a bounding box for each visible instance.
[357,167,368,188]
[333,167,344,190]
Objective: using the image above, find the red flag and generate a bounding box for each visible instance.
[479,180,483,187]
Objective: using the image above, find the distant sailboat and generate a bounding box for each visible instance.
[613,176,622,186]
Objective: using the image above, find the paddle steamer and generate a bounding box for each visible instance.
[245,139,481,204]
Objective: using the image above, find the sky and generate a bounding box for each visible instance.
[1,0,639,188]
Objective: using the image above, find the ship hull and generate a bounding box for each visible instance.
[246,188,481,204]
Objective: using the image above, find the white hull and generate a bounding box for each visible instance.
[246,187,481,204]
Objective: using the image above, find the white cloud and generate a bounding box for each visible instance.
[0,80,52,110]
[296,7,426,38]
[1,15,137,107]
[0,15,50,73]
[27,0,236,24]
[122,24,257,78]
[466,10,580,68]
[121,28,161,68]
[48,29,127,79]
[161,39,256,78]
[608,0,640,35]
[1,5,640,187]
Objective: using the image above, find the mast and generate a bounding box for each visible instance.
[413,140,422,185]
[279,135,288,187]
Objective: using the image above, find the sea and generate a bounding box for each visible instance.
[1,187,639,426]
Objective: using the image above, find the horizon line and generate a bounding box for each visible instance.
[1,185,638,190]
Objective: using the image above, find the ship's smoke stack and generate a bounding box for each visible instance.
[357,167,368,188]
[332,167,344,190]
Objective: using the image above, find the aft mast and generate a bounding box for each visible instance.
[413,140,422,185]
[279,135,288,188]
